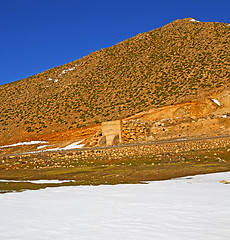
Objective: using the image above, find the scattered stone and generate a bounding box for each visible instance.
[220,180,229,184]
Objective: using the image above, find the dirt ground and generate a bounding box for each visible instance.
[1,145,230,193]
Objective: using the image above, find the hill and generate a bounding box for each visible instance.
[0,18,229,145]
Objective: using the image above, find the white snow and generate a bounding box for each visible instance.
[68,67,75,71]
[41,140,85,152]
[222,115,228,118]
[190,18,200,23]
[211,98,221,106]
[61,67,76,75]
[0,140,84,152]
[54,79,58,82]
[0,141,48,149]
[0,171,230,240]
[28,180,75,184]
[26,140,85,154]
[37,140,85,152]
[57,65,78,78]
[48,78,52,81]
[62,140,85,150]
[37,145,49,149]
[0,180,75,184]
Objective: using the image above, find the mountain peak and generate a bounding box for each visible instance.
[181,17,199,21]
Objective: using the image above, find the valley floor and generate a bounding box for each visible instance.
[0,136,230,193]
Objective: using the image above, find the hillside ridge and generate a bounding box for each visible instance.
[0,18,229,145]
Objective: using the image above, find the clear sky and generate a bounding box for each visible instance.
[0,0,229,85]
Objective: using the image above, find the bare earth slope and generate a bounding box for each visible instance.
[0,18,229,145]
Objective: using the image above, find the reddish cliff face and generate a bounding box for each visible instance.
[126,90,229,121]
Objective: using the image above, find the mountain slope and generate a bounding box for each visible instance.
[0,18,229,144]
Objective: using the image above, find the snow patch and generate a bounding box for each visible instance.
[0,141,48,149]
[37,145,49,150]
[0,179,75,184]
[211,98,221,106]
[48,78,52,81]
[54,79,58,82]
[68,67,75,71]
[57,64,81,78]
[62,140,85,150]
[222,115,228,118]
[43,140,85,152]
[61,67,76,75]
[190,18,200,22]
[25,140,85,154]
[29,180,75,184]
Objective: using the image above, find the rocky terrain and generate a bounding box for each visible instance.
[0,135,230,193]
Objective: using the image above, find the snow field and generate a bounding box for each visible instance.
[0,172,230,240]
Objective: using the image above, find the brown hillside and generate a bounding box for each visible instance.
[0,18,229,145]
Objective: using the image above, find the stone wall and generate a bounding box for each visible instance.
[89,119,150,146]
[89,114,230,146]
[122,120,148,142]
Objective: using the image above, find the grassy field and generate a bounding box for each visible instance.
[0,146,230,193]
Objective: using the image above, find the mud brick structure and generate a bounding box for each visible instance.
[101,120,122,146]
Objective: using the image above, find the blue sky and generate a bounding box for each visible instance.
[0,0,229,85]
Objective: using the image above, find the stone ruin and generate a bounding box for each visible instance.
[89,119,148,147]
[89,113,230,147]
[89,94,230,147]
[100,120,122,146]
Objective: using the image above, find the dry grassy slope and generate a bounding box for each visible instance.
[0,18,230,144]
